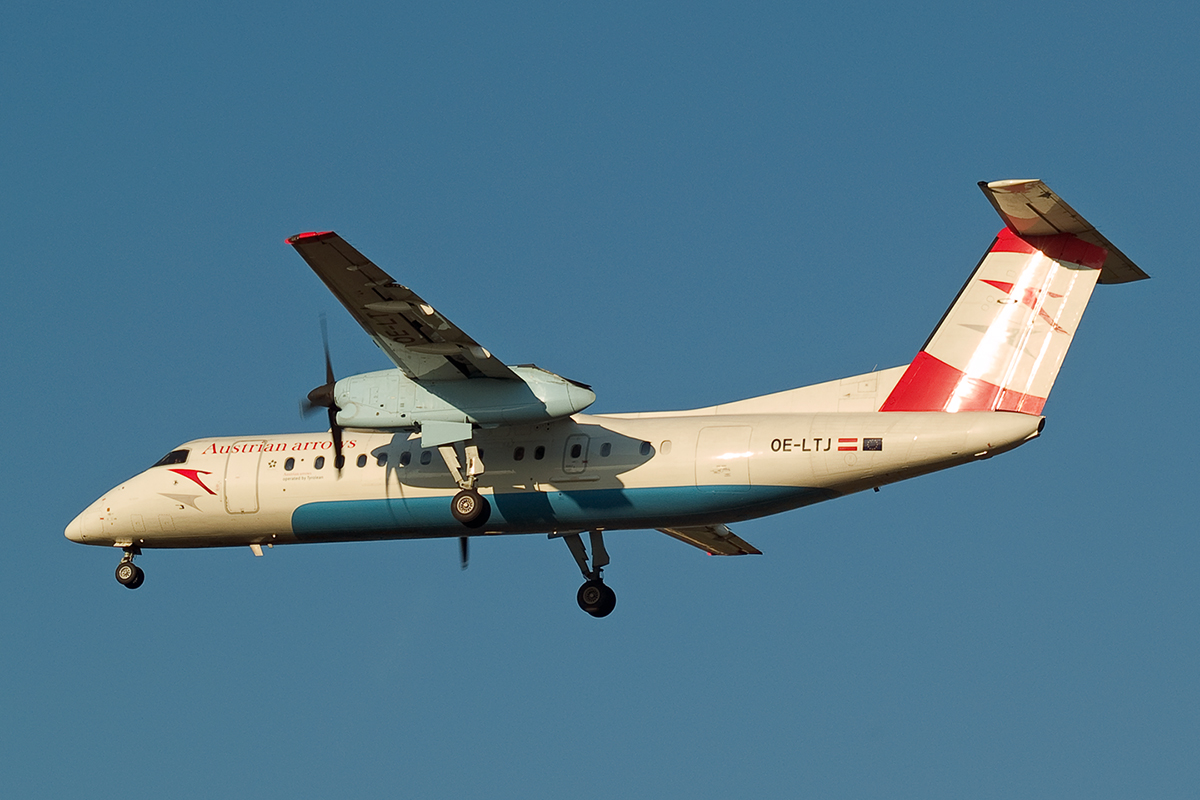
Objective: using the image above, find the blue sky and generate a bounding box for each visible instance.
[3,2,1196,797]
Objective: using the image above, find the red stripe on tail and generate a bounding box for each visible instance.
[879,351,1045,413]
[991,227,1106,269]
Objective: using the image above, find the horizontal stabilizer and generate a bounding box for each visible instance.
[979,180,1148,284]
[657,524,762,556]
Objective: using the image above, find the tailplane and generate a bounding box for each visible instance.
[880,179,1148,414]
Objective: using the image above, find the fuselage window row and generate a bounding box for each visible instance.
[243,438,639,476]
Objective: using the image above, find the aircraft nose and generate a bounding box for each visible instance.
[65,512,85,543]
[66,498,105,544]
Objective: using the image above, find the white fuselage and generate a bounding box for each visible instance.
[66,408,1043,550]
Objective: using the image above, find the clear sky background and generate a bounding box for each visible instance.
[2,2,1196,797]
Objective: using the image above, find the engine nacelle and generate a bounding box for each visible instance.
[331,365,595,431]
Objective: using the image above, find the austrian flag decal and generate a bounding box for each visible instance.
[836,438,883,452]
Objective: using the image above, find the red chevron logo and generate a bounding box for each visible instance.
[168,469,217,495]
[981,280,1068,333]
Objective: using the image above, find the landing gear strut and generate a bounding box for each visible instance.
[114,547,145,589]
[562,531,616,617]
[439,441,491,528]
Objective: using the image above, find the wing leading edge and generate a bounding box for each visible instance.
[287,231,520,382]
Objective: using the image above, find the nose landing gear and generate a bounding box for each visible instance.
[114,547,145,589]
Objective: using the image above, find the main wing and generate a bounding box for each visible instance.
[287,231,520,382]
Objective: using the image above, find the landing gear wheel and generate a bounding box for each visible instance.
[115,562,144,589]
[577,580,617,617]
[451,489,490,528]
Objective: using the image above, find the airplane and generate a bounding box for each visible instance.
[66,179,1148,616]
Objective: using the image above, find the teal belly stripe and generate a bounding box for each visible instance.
[290,484,836,539]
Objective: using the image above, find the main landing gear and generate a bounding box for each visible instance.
[114,547,145,589]
[562,531,616,617]
[451,488,490,527]
[439,441,491,528]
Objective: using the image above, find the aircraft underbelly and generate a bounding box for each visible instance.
[288,483,835,540]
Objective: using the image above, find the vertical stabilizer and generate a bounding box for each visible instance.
[880,180,1147,414]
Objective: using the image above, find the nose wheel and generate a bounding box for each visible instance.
[115,548,145,589]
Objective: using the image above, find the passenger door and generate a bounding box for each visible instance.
[225,441,265,513]
[562,434,590,474]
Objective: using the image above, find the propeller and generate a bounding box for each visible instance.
[459,536,469,570]
[300,314,344,475]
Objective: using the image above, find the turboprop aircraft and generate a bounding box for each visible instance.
[66,180,1148,616]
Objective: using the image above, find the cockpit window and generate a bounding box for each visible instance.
[152,449,189,467]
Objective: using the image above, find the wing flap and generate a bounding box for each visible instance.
[979,179,1149,284]
[657,524,762,556]
[287,232,519,381]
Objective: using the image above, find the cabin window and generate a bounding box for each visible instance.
[334,455,345,470]
[314,456,325,469]
[514,446,525,461]
[661,440,672,455]
[599,442,611,457]
[534,445,546,460]
[640,441,652,456]
[357,454,368,468]
[376,453,387,467]
[570,443,582,459]
[400,451,412,466]
[284,458,295,471]
[152,449,189,467]
[420,450,432,465]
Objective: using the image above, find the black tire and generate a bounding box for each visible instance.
[451,490,490,528]
[578,579,616,616]
[463,495,490,529]
[128,566,145,590]
[115,561,138,586]
[594,583,616,617]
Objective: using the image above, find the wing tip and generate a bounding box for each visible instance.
[286,230,335,245]
[982,178,1042,191]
